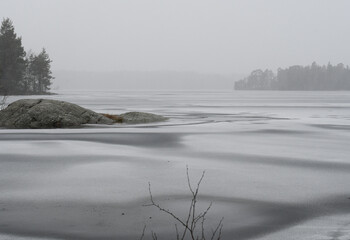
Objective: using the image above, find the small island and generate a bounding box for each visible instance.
[235,62,350,91]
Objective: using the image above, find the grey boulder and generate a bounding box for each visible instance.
[119,112,168,124]
[0,99,114,129]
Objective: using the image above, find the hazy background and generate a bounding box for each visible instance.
[1,0,350,90]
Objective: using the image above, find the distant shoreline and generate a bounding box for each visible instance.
[235,62,350,91]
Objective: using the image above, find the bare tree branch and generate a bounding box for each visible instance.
[143,168,224,240]
[146,182,189,230]
[210,218,224,240]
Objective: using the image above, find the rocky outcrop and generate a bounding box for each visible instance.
[118,112,168,124]
[0,99,169,129]
[0,99,114,129]
[103,112,168,124]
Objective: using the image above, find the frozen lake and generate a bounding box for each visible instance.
[0,90,350,240]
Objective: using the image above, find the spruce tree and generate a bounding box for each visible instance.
[0,18,26,94]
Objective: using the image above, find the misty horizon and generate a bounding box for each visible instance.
[1,0,349,76]
[1,1,350,239]
[52,69,242,90]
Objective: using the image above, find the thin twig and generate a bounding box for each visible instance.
[210,218,224,240]
[175,224,180,240]
[139,225,146,240]
[146,182,189,230]
[201,216,205,240]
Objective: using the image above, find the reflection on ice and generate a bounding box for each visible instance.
[0,91,350,239]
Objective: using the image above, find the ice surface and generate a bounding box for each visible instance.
[0,90,350,239]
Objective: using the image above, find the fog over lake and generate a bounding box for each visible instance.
[1,0,350,78]
[1,0,350,239]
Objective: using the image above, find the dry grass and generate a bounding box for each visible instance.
[102,113,124,123]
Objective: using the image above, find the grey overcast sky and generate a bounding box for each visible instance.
[1,0,350,75]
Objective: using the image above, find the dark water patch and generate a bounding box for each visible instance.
[83,119,216,128]
[115,114,291,128]
[187,152,350,172]
[0,153,155,163]
[177,105,350,109]
[238,129,312,135]
[309,124,350,131]
[186,112,291,120]
[0,132,184,148]
[0,153,164,191]
[0,153,160,170]
[0,195,349,240]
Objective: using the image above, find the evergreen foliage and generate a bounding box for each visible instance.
[24,49,53,94]
[0,18,53,95]
[235,62,350,90]
[0,18,25,94]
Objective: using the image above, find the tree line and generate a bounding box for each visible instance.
[0,18,53,95]
[235,62,350,90]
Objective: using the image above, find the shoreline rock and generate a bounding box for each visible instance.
[0,99,114,129]
[119,112,168,124]
[0,99,168,129]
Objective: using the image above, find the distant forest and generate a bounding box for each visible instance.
[235,62,350,90]
[0,18,53,95]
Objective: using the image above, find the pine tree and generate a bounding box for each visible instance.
[0,18,26,94]
[24,49,53,94]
